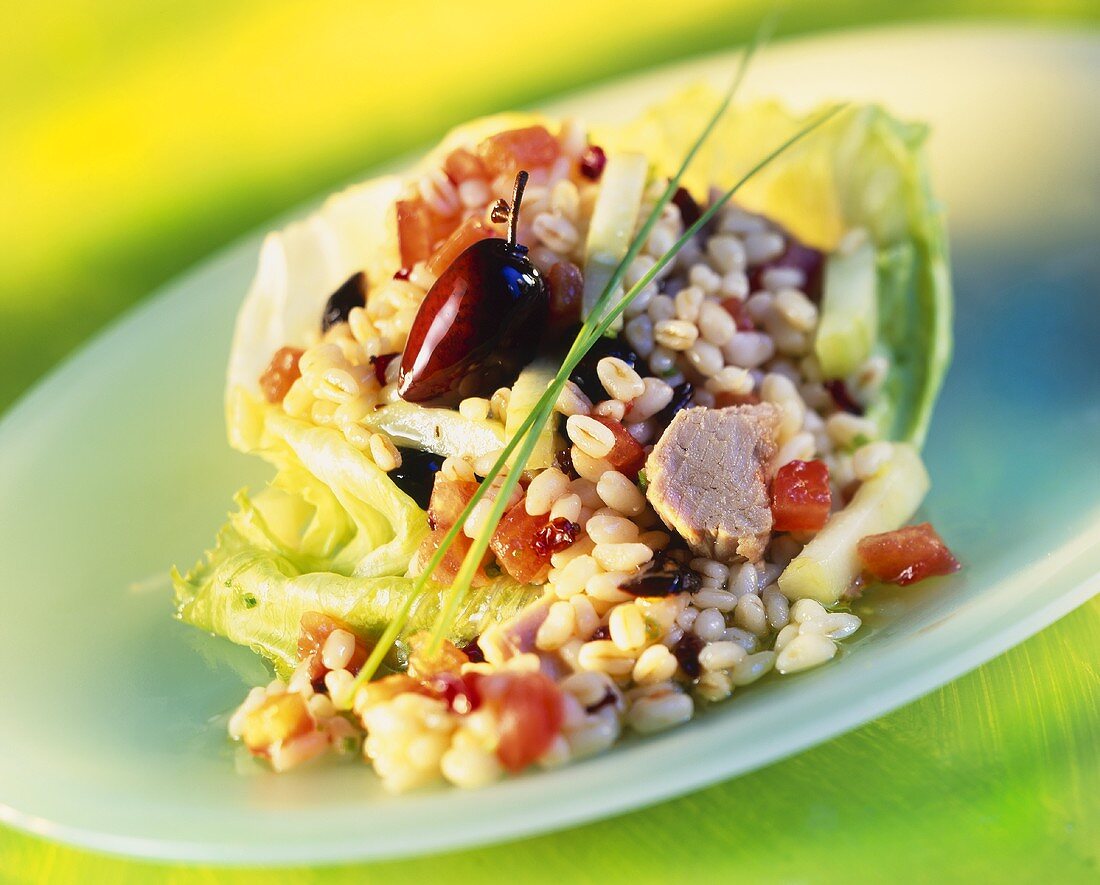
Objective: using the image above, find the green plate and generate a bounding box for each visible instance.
[0,26,1096,865]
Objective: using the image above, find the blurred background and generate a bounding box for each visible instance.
[1,0,1096,415]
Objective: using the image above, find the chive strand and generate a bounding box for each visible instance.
[583,14,771,328]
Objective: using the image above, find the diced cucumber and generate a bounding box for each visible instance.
[814,230,878,379]
[506,357,558,470]
[778,443,929,603]
[582,151,649,320]
[361,402,505,460]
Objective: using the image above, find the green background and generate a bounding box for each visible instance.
[1,1,1097,882]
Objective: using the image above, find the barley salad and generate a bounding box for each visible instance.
[174,82,958,792]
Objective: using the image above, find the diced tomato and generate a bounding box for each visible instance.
[418,478,490,586]
[427,478,480,530]
[426,217,498,277]
[418,526,493,587]
[396,198,433,268]
[477,126,561,178]
[721,298,755,331]
[259,346,303,403]
[482,672,564,772]
[771,459,832,532]
[490,504,578,584]
[857,523,961,586]
[443,147,488,184]
[240,693,313,756]
[590,416,647,478]
[297,612,371,680]
[396,197,454,269]
[405,632,470,680]
[713,391,762,408]
[426,671,481,715]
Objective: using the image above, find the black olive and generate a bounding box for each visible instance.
[585,689,618,714]
[458,639,485,663]
[673,632,705,679]
[623,550,698,597]
[569,334,640,402]
[747,233,824,301]
[652,380,695,429]
[824,380,864,416]
[398,173,548,407]
[672,186,702,229]
[321,272,368,332]
[388,447,444,509]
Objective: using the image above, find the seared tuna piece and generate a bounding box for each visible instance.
[645,404,781,562]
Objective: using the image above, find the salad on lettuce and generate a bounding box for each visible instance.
[174,86,958,791]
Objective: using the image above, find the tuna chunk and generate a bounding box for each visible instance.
[645,404,781,563]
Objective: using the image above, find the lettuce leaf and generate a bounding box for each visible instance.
[173,514,534,678]
[228,391,428,578]
[175,394,535,675]
[600,92,953,446]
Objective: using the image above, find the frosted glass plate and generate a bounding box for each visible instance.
[0,25,1096,864]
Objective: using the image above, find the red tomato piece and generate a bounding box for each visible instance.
[443,148,488,184]
[590,416,647,478]
[771,459,832,532]
[857,523,961,586]
[426,217,498,278]
[418,479,490,586]
[490,504,578,584]
[297,612,371,680]
[721,298,755,331]
[489,672,565,772]
[426,671,481,715]
[477,126,561,178]
[396,197,454,269]
[405,633,470,681]
[427,479,480,530]
[396,198,433,269]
